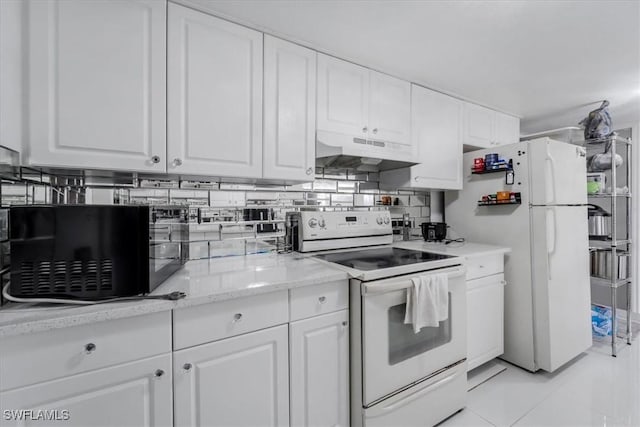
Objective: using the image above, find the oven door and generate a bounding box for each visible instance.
[361,266,466,405]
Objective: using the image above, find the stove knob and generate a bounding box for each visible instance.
[308,218,318,228]
[318,218,326,228]
[376,217,383,225]
[383,217,390,225]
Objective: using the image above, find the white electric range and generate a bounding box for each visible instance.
[289,210,467,427]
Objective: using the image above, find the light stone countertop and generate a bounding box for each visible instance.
[394,240,511,258]
[0,252,348,338]
[0,242,508,338]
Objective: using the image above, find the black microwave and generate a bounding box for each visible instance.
[9,205,189,300]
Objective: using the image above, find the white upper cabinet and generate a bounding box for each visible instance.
[263,36,317,182]
[167,3,263,178]
[368,71,411,145]
[27,0,167,172]
[463,102,520,149]
[494,111,521,146]
[0,0,24,155]
[463,103,494,148]
[379,85,463,190]
[317,54,410,145]
[317,54,370,138]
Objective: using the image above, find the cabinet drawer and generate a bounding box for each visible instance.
[0,311,172,392]
[289,281,348,321]
[465,254,503,280]
[173,291,289,350]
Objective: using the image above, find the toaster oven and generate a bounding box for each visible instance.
[9,205,189,300]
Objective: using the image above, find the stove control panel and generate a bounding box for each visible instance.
[298,210,392,240]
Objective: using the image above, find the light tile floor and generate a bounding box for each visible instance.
[441,336,639,426]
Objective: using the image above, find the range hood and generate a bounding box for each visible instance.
[316,130,418,172]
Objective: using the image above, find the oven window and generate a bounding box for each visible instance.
[388,295,452,365]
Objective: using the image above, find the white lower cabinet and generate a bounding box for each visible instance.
[290,309,350,427]
[0,354,173,427]
[173,324,290,427]
[466,271,506,371]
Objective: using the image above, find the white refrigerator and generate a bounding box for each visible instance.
[445,138,592,372]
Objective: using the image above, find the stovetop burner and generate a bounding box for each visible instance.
[313,247,454,271]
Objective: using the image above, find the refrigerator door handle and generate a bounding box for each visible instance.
[546,207,557,280]
[545,147,557,204]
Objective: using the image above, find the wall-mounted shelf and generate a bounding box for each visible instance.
[471,167,513,175]
[477,192,521,206]
[477,200,521,206]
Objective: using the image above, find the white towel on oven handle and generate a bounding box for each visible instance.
[404,273,449,333]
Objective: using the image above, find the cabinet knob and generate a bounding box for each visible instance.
[151,155,160,164]
[84,343,96,354]
[342,321,348,327]
[154,369,165,378]
[318,296,327,304]
[172,158,183,167]
[183,363,193,372]
[233,313,243,322]
[362,126,368,133]
[372,128,378,134]
[306,167,313,175]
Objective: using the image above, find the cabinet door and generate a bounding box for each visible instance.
[368,71,411,145]
[290,310,349,427]
[0,0,23,154]
[317,54,369,138]
[0,354,172,427]
[27,0,166,172]
[173,325,289,427]
[494,111,520,146]
[467,274,505,371]
[463,102,494,148]
[411,85,463,190]
[263,36,316,182]
[167,3,263,178]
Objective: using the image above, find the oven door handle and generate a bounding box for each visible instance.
[362,268,466,295]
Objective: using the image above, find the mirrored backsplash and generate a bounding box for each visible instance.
[0,167,431,264]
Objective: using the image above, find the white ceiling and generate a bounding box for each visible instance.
[183,0,640,135]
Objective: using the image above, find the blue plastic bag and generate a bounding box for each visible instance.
[591,305,612,337]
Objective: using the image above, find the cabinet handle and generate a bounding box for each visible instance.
[84,343,96,354]
[151,155,160,164]
[154,369,165,378]
[342,321,348,327]
[183,363,193,372]
[172,158,183,167]
[233,313,243,322]
[372,128,378,134]
[306,167,313,175]
[318,296,327,304]
[362,126,368,133]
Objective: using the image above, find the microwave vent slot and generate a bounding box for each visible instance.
[18,259,114,296]
[53,261,67,293]
[36,261,51,294]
